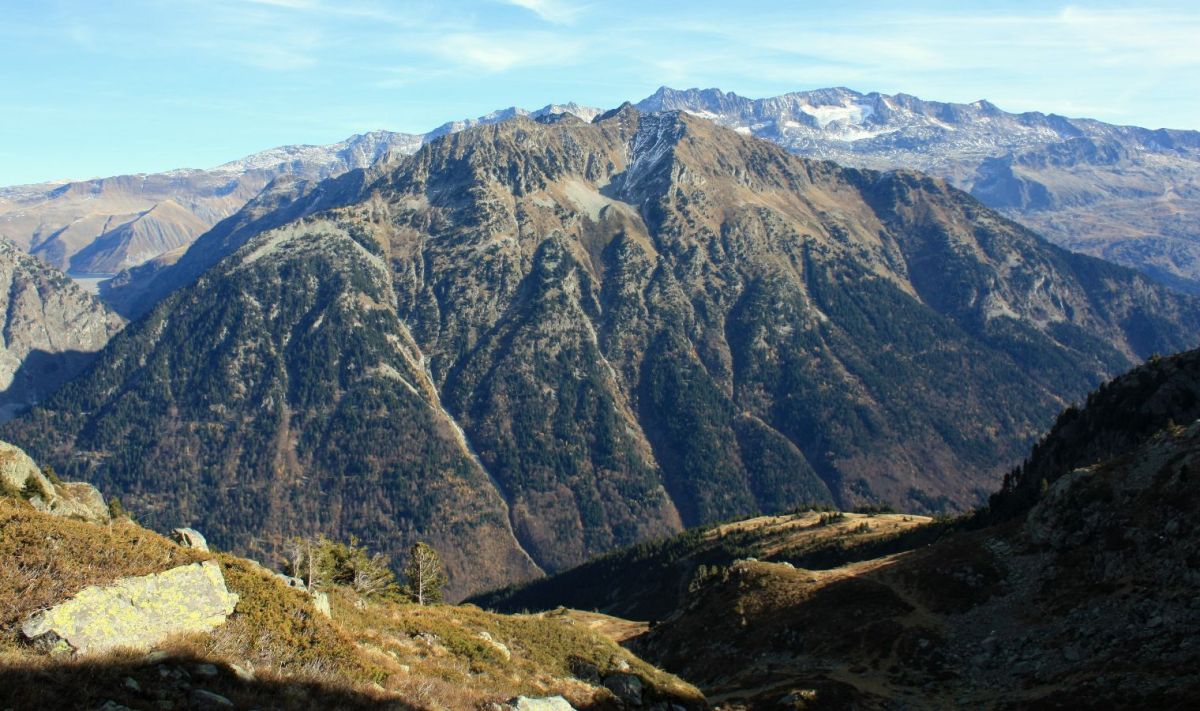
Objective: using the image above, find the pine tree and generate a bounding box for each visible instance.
[402,541,448,605]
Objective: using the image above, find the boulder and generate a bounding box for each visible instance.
[312,591,331,617]
[45,481,111,524]
[192,689,234,709]
[172,527,209,551]
[0,439,54,501]
[604,673,644,706]
[506,696,576,711]
[21,561,239,654]
[274,572,305,588]
[0,439,110,523]
[569,658,601,684]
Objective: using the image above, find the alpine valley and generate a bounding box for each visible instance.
[3,106,1197,600]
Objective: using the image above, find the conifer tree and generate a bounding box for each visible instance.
[403,541,448,605]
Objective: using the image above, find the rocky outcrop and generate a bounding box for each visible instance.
[171,527,209,551]
[0,438,53,499]
[603,674,644,706]
[21,561,238,654]
[0,439,109,523]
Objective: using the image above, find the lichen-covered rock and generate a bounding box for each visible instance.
[21,561,238,654]
[311,591,331,617]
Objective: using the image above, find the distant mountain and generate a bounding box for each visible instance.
[0,241,123,420]
[6,108,1197,596]
[0,130,423,277]
[10,87,1198,299]
[0,104,601,285]
[637,86,1200,291]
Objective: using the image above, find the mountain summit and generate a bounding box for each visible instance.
[5,108,1197,595]
[636,86,1200,290]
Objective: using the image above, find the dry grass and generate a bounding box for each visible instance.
[329,591,705,709]
[0,495,705,710]
[703,511,933,560]
[0,497,206,638]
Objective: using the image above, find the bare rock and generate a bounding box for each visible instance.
[47,481,111,524]
[171,527,209,551]
[0,439,110,523]
[604,673,644,706]
[311,591,331,617]
[21,561,238,654]
[0,439,53,500]
[192,689,234,709]
[506,696,576,711]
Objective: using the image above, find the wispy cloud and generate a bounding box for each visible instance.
[500,0,584,25]
[243,0,318,9]
[430,31,584,72]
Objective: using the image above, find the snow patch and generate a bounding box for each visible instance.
[798,102,875,128]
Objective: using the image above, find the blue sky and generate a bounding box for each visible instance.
[2,0,1198,185]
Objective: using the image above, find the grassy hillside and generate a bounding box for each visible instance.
[472,509,942,621]
[0,495,703,710]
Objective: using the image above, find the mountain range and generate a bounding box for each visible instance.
[637,86,1200,292]
[4,106,1196,597]
[4,88,1198,300]
[0,105,597,280]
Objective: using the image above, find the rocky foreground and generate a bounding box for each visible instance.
[0,440,702,711]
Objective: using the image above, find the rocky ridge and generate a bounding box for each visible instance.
[637,86,1200,290]
[0,104,600,283]
[0,441,703,710]
[634,415,1200,708]
[483,348,1200,708]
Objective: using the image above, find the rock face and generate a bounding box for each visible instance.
[637,86,1200,290]
[5,109,1199,595]
[21,561,238,654]
[0,242,124,419]
[0,439,109,523]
